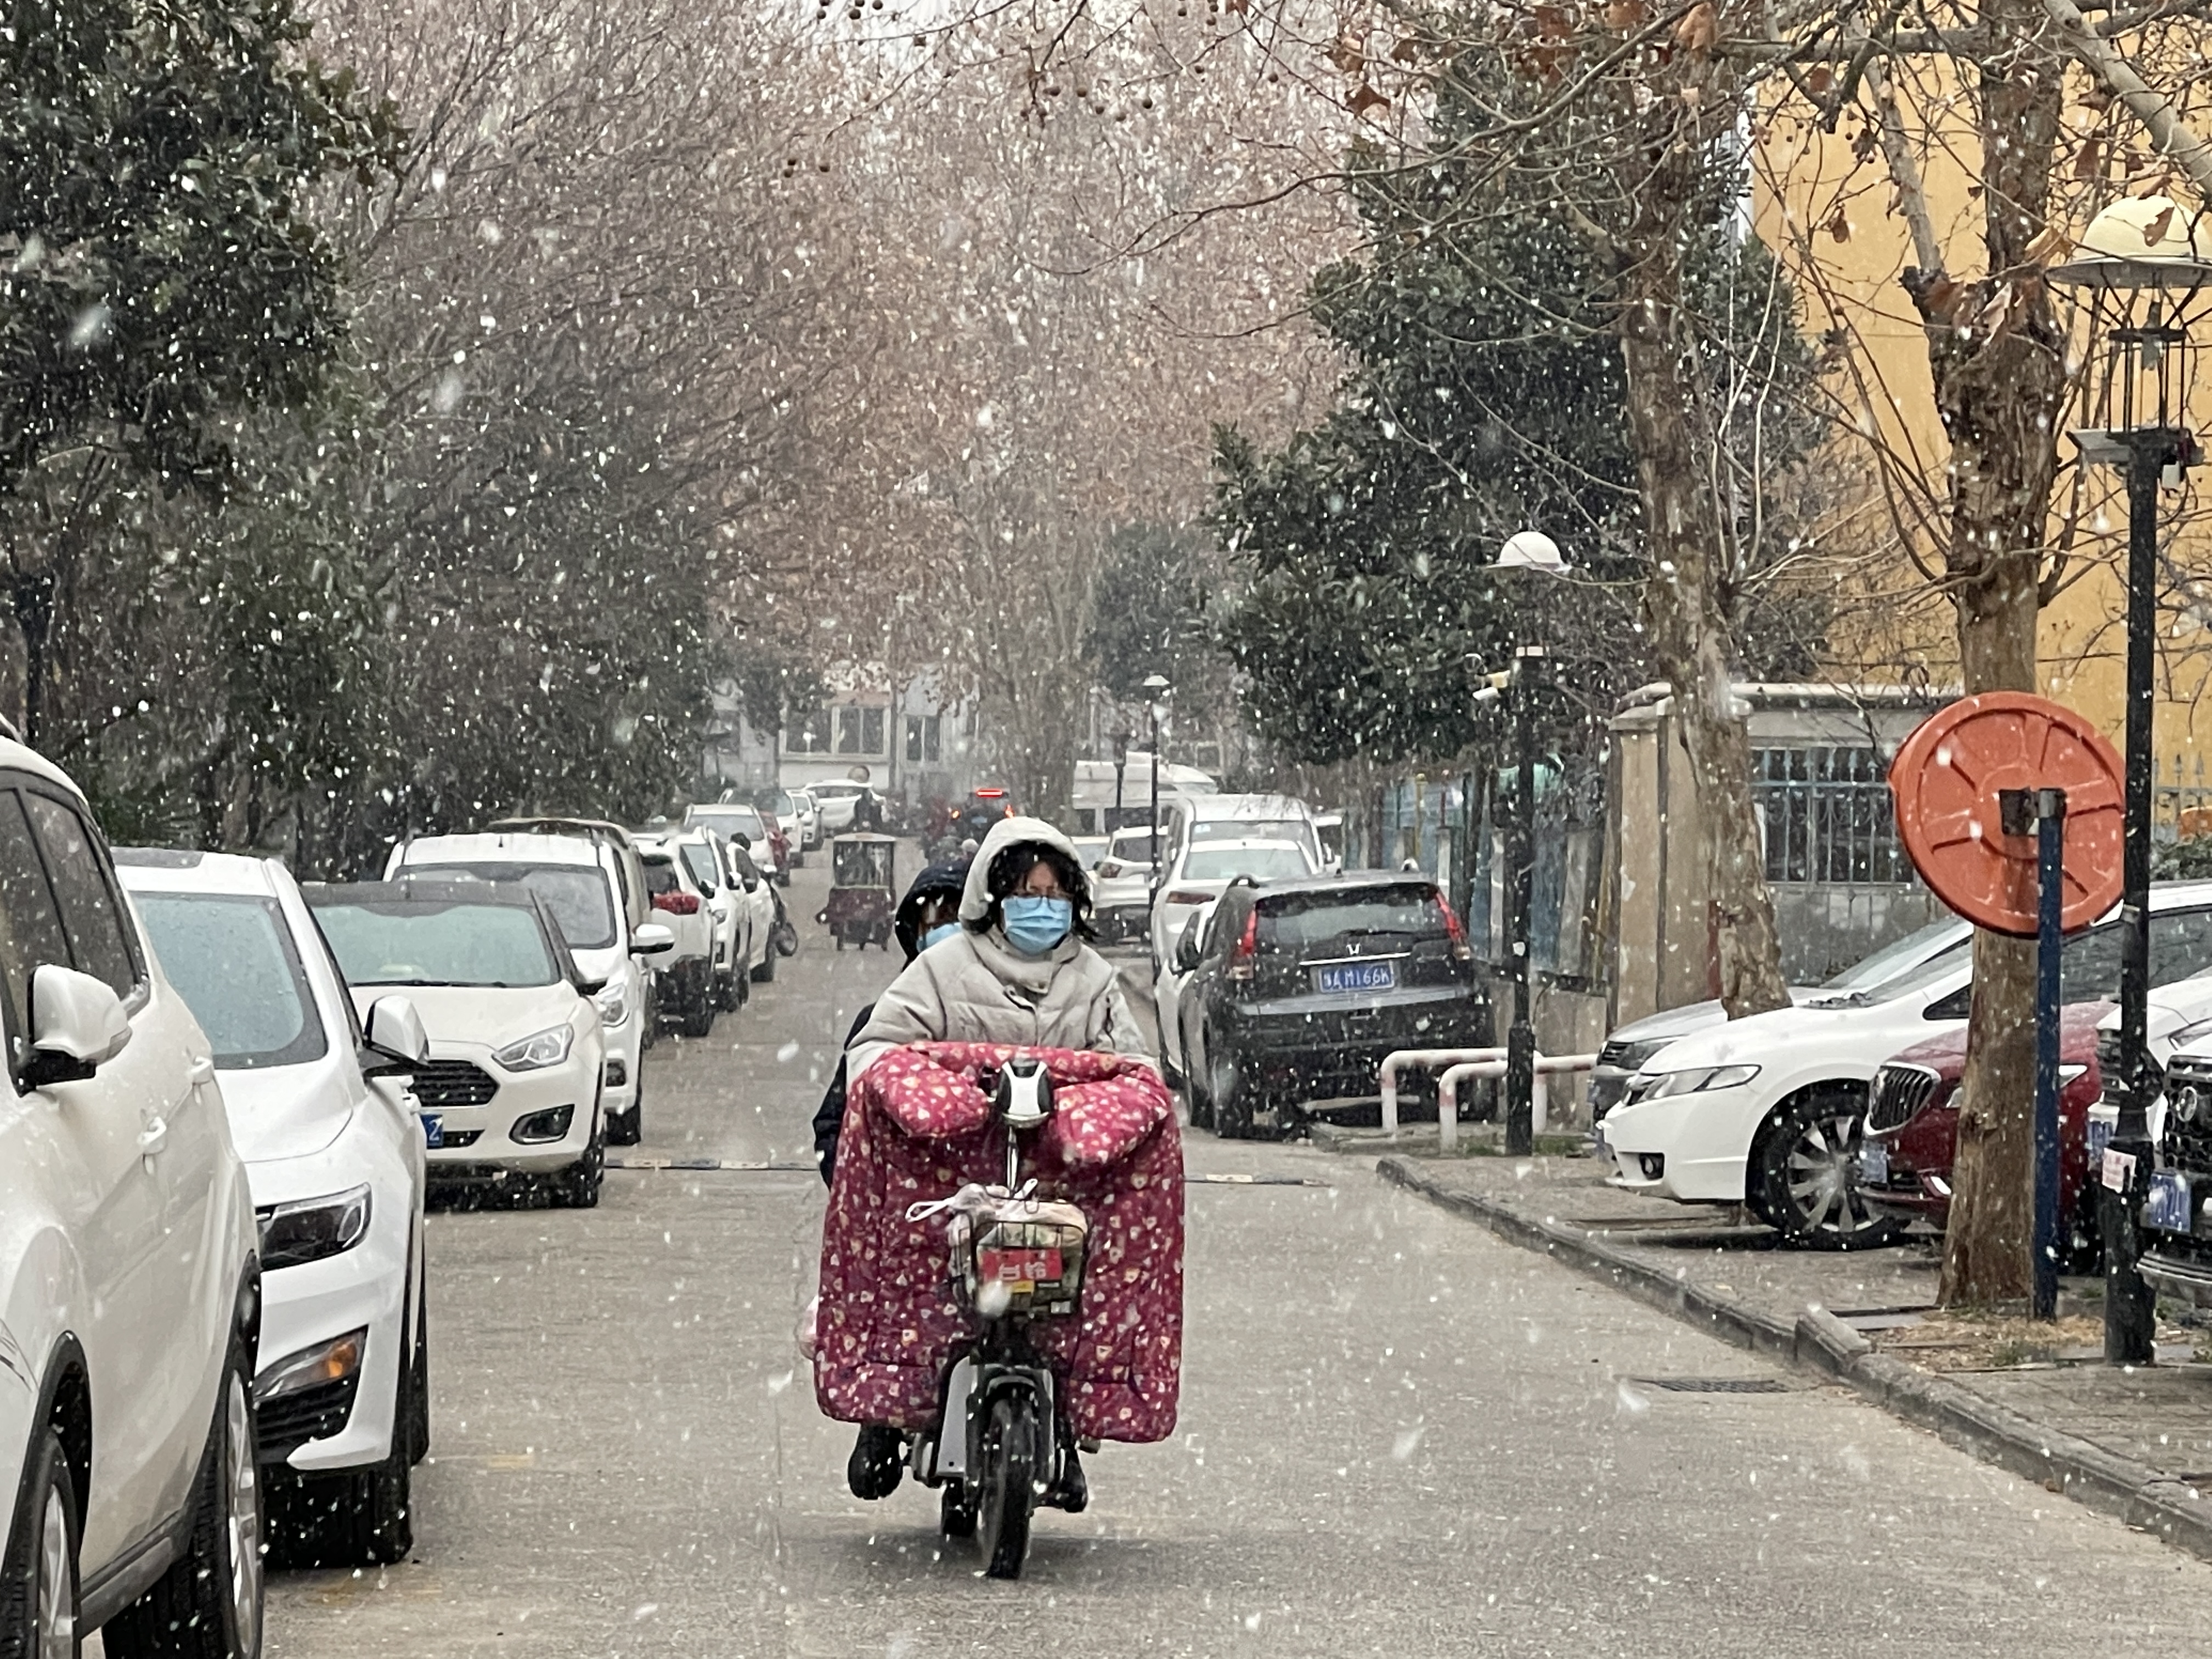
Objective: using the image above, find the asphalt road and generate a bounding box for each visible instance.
[242,851,2212,1657]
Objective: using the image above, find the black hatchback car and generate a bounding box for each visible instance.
[1177,872,1492,1138]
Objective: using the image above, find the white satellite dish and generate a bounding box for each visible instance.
[1497,531,1568,574]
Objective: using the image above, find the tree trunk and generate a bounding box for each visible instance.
[10,572,53,751]
[1908,0,2069,1305]
[1611,78,1790,1021]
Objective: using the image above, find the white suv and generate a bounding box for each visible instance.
[635,842,716,1038]
[119,850,432,1568]
[0,748,263,1657]
[386,831,670,1144]
[1600,884,2212,1247]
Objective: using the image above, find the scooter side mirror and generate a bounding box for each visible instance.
[995,1057,1054,1128]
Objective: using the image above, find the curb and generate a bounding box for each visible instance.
[1376,1154,2212,1561]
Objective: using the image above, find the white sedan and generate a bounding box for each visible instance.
[1148,837,1316,969]
[1600,882,2212,1248]
[1154,899,1218,1093]
[120,849,433,1565]
[309,879,612,1203]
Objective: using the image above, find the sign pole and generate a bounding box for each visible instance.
[2033,788,2067,1319]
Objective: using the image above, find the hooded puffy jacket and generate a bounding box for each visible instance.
[844,816,1153,1084]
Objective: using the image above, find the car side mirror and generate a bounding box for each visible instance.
[735,833,752,850]
[363,994,430,1073]
[24,964,130,1087]
[634,922,676,957]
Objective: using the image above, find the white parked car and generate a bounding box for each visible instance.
[2084,974,2212,1164]
[1588,917,1973,1119]
[636,842,717,1037]
[684,802,786,885]
[1599,884,2212,1248]
[119,849,432,1566]
[789,788,823,851]
[0,749,264,1657]
[1153,899,1218,1093]
[309,879,618,1204]
[668,827,754,1012]
[806,780,867,834]
[725,839,783,983]
[387,830,665,1144]
[1093,825,1165,943]
[1148,837,1317,968]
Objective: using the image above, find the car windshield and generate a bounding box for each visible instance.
[1821,919,1966,991]
[687,805,766,842]
[403,862,615,950]
[315,900,561,988]
[136,894,327,1069]
[1183,845,1311,882]
[680,844,720,892]
[1110,830,1162,860]
[1820,939,1975,1005]
[1260,885,1443,948]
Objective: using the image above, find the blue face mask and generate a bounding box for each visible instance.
[1001,895,1073,956]
[921,922,961,952]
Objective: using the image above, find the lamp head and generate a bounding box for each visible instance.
[1497,530,1568,574]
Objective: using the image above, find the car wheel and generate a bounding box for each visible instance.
[0,1425,80,1659]
[607,1074,642,1146]
[1212,1049,1256,1141]
[774,917,799,957]
[405,1273,431,1466]
[752,940,778,983]
[679,974,715,1039]
[1752,1090,1904,1251]
[555,1114,606,1209]
[106,1339,262,1659]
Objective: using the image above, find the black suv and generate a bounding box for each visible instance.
[1177,873,1492,1138]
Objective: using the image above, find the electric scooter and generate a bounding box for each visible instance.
[904,1058,1090,1579]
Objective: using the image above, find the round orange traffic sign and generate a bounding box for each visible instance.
[1889,692,2125,937]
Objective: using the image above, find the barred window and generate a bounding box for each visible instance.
[1752,747,1908,884]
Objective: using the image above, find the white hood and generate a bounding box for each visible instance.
[217,1058,358,1164]
[959,816,1085,923]
[348,980,581,1049]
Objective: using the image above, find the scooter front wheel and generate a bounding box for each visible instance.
[978,1394,1037,1579]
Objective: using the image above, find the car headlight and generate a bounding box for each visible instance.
[257,1186,373,1271]
[596,978,629,1028]
[1638,1063,1760,1099]
[494,1025,575,1071]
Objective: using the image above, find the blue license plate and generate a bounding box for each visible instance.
[1315,961,1396,994]
[420,1113,444,1149]
[2147,1169,2193,1233]
[1858,1138,1889,1185]
[2087,1115,2113,1164]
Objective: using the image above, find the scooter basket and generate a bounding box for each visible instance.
[948,1198,1090,1318]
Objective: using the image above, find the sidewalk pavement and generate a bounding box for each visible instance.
[1362,1141,2212,1560]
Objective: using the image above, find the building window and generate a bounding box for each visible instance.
[834,706,886,757]
[906,715,941,763]
[785,709,832,754]
[1753,747,1908,884]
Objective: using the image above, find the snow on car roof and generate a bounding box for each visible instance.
[397,832,600,867]
[115,848,281,898]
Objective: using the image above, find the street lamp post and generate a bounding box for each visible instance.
[2051,196,2212,1364]
[1492,531,1570,1156]
[1113,729,1132,827]
[1142,674,1171,892]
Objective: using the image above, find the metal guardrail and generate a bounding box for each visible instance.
[1380,1047,1597,1149]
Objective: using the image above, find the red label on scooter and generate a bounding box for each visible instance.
[979,1246,1063,1286]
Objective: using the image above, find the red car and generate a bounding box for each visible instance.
[1860,1001,2107,1256]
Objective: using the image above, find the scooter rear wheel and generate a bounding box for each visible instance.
[978,1395,1036,1579]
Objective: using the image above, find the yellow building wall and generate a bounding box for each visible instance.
[1754,86,2212,824]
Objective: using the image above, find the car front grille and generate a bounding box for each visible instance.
[412,1059,500,1110]
[2164,1065,2212,1175]
[439,1130,483,1149]
[1868,1063,1942,1133]
[1596,1039,1640,1070]
[257,1373,359,1460]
